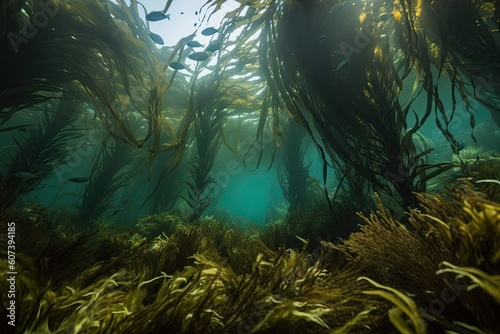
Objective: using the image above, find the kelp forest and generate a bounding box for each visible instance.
[0,0,500,333]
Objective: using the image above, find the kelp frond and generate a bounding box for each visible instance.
[0,97,83,214]
[437,262,500,304]
[358,276,426,334]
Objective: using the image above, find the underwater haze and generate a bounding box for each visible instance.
[1,0,500,333]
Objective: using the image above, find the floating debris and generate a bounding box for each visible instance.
[205,42,221,52]
[146,11,170,21]
[169,62,186,70]
[186,40,203,48]
[148,32,164,45]
[201,27,219,36]
[188,52,210,61]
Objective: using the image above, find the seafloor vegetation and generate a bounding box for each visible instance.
[0,176,499,333]
[1,0,500,332]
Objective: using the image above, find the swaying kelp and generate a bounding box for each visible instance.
[263,0,467,209]
[1,0,499,332]
[278,118,319,213]
[194,0,498,213]
[333,181,500,333]
[136,212,183,239]
[182,74,232,222]
[402,0,500,126]
[147,153,186,214]
[456,151,500,202]
[77,137,139,228]
[0,0,186,174]
[0,97,82,218]
[1,0,496,211]
[1,180,499,333]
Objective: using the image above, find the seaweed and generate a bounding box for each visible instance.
[182,74,231,222]
[76,138,138,229]
[278,118,317,213]
[2,180,499,333]
[1,0,499,333]
[0,97,83,216]
[0,0,183,176]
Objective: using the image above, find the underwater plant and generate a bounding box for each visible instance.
[1,0,499,333]
[404,0,500,126]
[0,97,83,218]
[182,74,232,222]
[136,212,183,238]
[278,118,317,213]
[77,137,138,229]
[264,0,465,210]
[147,150,186,214]
[0,0,192,180]
[453,149,500,201]
[331,181,500,333]
[1,180,499,333]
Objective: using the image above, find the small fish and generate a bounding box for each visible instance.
[148,32,164,45]
[69,177,89,183]
[333,58,351,72]
[188,51,210,61]
[204,42,221,52]
[375,13,394,22]
[12,171,38,179]
[169,62,186,70]
[146,11,170,21]
[18,127,27,132]
[201,27,219,36]
[111,210,120,216]
[186,40,203,48]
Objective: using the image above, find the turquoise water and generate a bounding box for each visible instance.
[1,0,499,229]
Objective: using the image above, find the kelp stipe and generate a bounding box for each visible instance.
[181,72,234,223]
[278,118,317,214]
[147,150,186,214]
[76,137,138,229]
